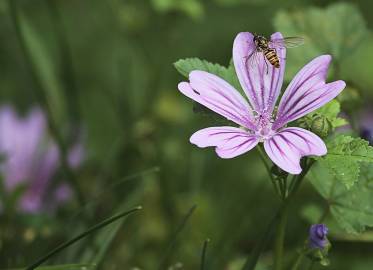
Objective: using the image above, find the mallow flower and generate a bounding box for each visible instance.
[178,32,346,174]
[0,106,84,213]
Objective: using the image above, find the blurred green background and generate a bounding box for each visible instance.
[1,0,373,269]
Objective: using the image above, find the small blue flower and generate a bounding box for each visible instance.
[309,224,329,249]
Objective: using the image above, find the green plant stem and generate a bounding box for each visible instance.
[25,206,142,270]
[290,252,304,270]
[7,0,85,206]
[157,205,197,270]
[273,198,289,270]
[200,239,210,270]
[241,206,282,270]
[273,158,315,270]
[256,146,279,197]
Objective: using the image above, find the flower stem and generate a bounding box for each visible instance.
[290,252,304,270]
[273,158,315,270]
[256,146,280,197]
[274,202,289,270]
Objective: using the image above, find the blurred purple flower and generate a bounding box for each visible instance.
[360,110,373,145]
[178,32,346,174]
[0,106,84,213]
[309,224,329,249]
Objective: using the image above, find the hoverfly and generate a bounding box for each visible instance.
[247,34,304,72]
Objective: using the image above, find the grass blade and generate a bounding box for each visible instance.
[200,239,210,270]
[157,205,197,270]
[25,206,142,270]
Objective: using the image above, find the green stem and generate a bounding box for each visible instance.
[25,206,142,270]
[290,190,330,270]
[273,201,289,270]
[200,239,210,270]
[273,158,315,270]
[290,252,304,270]
[256,146,279,197]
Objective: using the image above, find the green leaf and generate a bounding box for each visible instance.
[273,2,368,80]
[16,9,66,124]
[25,207,142,270]
[310,163,373,234]
[318,135,373,188]
[174,58,242,92]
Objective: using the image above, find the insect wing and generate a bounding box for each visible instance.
[269,37,304,49]
[245,50,263,69]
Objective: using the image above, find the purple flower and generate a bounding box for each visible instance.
[0,106,84,213]
[177,32,346,174]
[309,224,329,249]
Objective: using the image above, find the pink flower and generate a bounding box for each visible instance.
[0,106,84,213]
[177,32,346,174]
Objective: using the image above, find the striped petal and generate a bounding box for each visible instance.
[178,71,256,130]
[264,127,327,174]
[190,126,259,159]
[273,55,346,130]
[233,32,286,114]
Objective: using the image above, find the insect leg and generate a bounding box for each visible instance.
[264,58,269,74]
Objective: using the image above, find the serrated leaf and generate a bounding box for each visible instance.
[273,3,368,80]
[174,58,242,92]
[310,163,373,234]
[319,135,373,188]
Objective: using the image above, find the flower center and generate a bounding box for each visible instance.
[253,109,275,141]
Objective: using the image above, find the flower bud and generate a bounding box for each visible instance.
[310,115,333,138]
[305,224,331,266]
[309,224,329,249]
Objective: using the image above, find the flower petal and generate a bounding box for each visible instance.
[264,127,327,174]
[233,32,286,114]
[190,126,259,158]
[273,55,346,130]
[178,71,256,130]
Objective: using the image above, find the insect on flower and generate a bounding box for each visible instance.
[177,32,346,174]
[247,34,304,72]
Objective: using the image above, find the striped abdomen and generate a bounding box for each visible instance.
[264,49,280,68]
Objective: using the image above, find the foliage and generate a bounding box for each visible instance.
[1,0,373,270]
[311,163,373,234]
[317,135,373,189]
[274,2,369,80]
